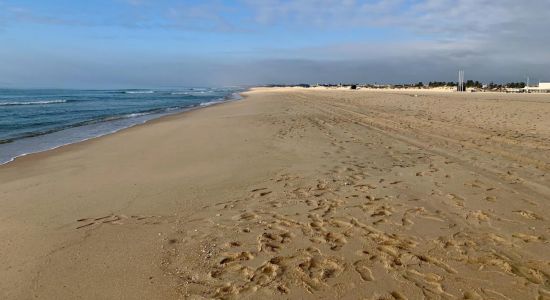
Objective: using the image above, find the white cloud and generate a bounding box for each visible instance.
[238,0,549,38]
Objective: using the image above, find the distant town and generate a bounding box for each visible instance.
[267,81,550,93]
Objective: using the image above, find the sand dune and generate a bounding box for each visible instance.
[1,88,549,299]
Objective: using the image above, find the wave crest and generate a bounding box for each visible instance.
[124,90,154,94]
[0,100,68,106]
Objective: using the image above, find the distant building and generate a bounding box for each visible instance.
[524,82,550,93]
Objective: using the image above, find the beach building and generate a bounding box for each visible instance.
[524,82,550,93]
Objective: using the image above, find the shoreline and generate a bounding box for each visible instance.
[0,91,245,167]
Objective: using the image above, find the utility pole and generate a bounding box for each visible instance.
[458,70,465,92]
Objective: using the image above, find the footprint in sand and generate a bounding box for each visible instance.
[324,231,348,251]
[219,251,255,265]
[237,211,258,221]
[354,260,374,281]
[512,233,544,243]
[251,187,272,197]
[513,210,543,220]
[485,196,497,202]
[447,194,465,208]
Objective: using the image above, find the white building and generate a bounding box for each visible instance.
[524,82,550,93]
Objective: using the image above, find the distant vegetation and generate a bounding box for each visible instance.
[266,84,311,88]
[504,82,526,88]
[422,81,526,90]
[428,81,457,87]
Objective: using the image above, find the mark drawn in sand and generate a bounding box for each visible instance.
[75,214,167,230]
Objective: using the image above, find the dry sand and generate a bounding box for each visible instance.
[1,87,549,299]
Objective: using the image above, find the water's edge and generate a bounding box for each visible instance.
[0,91,246,166]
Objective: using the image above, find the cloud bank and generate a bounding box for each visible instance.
[0,0,549,87]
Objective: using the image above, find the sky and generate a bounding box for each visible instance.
[0,0,549,88]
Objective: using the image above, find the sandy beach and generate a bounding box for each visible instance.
[1,87,549,299]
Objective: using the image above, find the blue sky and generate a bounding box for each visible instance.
[1,0,549,88]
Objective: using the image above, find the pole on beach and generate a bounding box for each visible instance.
[458,70,465,92]
[458,70,463,92]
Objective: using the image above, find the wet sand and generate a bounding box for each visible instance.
[1,87,549,299]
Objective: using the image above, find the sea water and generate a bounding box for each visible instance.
[0,87,243,164]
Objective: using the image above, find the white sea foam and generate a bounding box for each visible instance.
[125,112,152,118]
[124,90,154,94]
[199,100,223,107]
[0,100,68,106]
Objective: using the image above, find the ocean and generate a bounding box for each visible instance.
[0,87,243,164]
